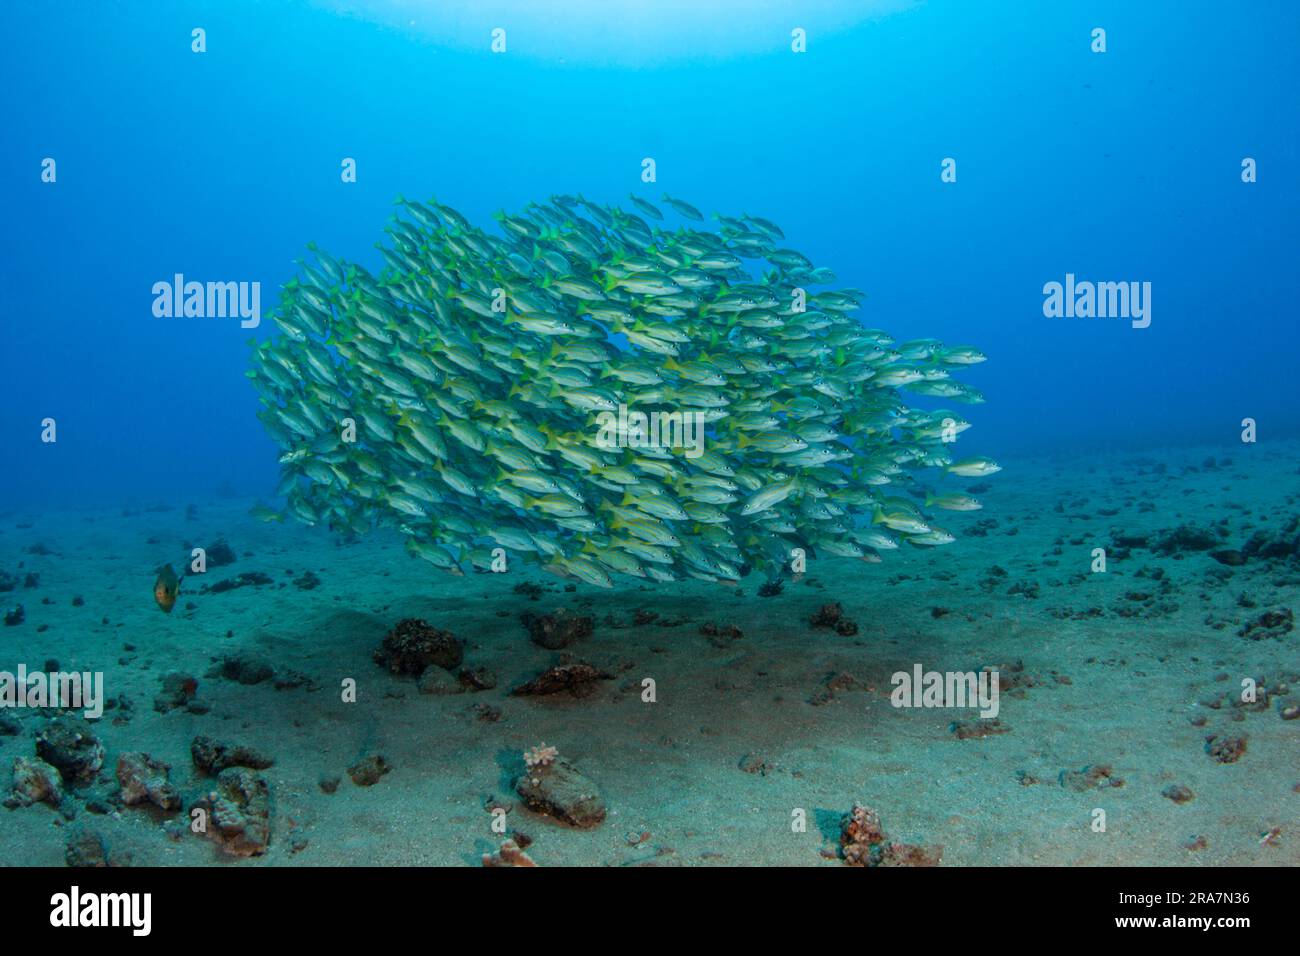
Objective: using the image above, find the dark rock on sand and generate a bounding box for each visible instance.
[116,752,181,812]
[191,735,275,775]
[207,653,275,685]
[416,666,464,695]
[204,571,274,593]
[839,803,943,867]
[1210,549,1246,567]
[348,754,391,787]
[700,621,744,646]
[1205,735,1247,763]
[64,827,110,867]
[950,718,1011,739]
[1150,524,1222,555]
[1059,763,1124,791]
[514,757,606,829]
[521,608,593,650]
[511,662,614,698]
[374,618,463,675]
[457,666,498,691]
[205,537,237,567]
[7,755,64,807]
[35,718,104,785]
[1161,783,1195,804]
[195,768,271,857]
[153,672,199,713]
[1237,608,1293,641]
[810,602,859,636]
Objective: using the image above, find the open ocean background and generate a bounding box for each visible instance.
[3,0,1297,507]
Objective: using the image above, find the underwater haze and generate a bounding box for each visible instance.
[4,0,1299,505]
[0,1,1297,871]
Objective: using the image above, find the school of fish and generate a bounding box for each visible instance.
[246,193,999,588]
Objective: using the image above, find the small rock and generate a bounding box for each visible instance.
[374,618,463,674]
[511,662,613,698]
[195,768,271,858]
[191,735,274,775]
[153,672,199,714]
[207,653,274,685]
[35,718,104,785]
[64,828,109,867]
[116,752,182,812]
[416,666,464,695]
[8,755,64,807]
[521,609,593,650]
[348,754,391,787]
[514,757,606,829]
[1161,783,1195,804]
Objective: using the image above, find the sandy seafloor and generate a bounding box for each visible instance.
[1,439,1296,867]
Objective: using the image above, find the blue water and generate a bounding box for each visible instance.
[3,0,1297,507]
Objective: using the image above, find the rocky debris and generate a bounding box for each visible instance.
[950,718,1011,740]
[513,581,545,601]
[521,609,593,650]
[738,752,777,776]
[810,670,863,706]
[482,838,537,867]
[1210,549,1246,567]
[195,768,271,858]
[207,653,275,686]
[0,570,16,592]
[810,602,858,636]
[840,804,885,865]
[457,666,498,692]
[64,827,110,867]
[699,621,744,646]
[373,618,463,675]
[511,662,614,698]
[7,755,64,808]
[348,754,390,787]
[116,752,181,812]
[1205,734,1247,763]
[1059,763,1124,792]
[203,571,274,593]
[292,570,321,590]
[272,667,315,691]
[191,735,275,775]
[318,774,340,794]
[153,672,200,714]
[515,757,606,829]
[416,666,464,695]
[1161,784,1195,804]
[0,715,21,736]
[35,718,104,786]
[839,804,942,867]
[474,703,503,722]
[1237,608,1293,641]
[205,536,237,567]
[1150,524,1222,555]
[1241,520,1300,561]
